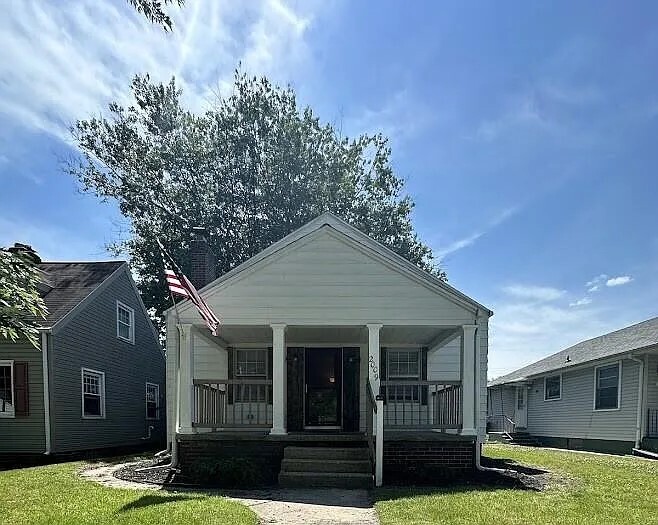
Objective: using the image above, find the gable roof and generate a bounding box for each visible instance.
[169,212,493,317]
[489,316,658,386]
[36,261,125,328]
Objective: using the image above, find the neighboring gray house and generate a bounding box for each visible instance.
[0,248,165,456]
[488,317,658,454]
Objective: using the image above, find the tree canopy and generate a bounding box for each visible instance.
[68,72,442,324]
[127,0,184,31]
[0,248,48,347]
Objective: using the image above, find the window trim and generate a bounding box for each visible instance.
[0,360,15,418]
[116,300,135,344]
[81,368,106,419]
[593,361,622,412]
[235,348,267,378]
[544,373,562,401]
[387,348,421,380]
[146,382,160,420]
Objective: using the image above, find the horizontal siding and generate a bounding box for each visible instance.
[52,270,166,453]
[526,359,640,442]
[429,337,461,381]
[478,321,488,441]
[647,354,658,411]
[176,230,475,326]
[487,386,516,420]
[0,338,45,453]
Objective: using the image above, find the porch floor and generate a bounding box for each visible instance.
[177,431,474,443]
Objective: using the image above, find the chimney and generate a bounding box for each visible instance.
[190,227,216,289]
[8,243,42,264]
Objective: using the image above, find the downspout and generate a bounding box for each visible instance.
[628,355,645,450]
[474,311,483,470]
[40,330,52,455]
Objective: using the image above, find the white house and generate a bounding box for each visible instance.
[165,213,492,487]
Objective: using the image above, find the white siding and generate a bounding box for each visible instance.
[478,319,488,441]
[429,337,461,381]
[488,386,516,420]
[647,354,658,411]
[176,230,475,326]
[526,359,640,442]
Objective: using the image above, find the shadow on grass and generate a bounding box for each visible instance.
[119,494,196,512]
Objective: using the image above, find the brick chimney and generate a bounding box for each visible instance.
[8,242,42,264]
[190,227,216,289]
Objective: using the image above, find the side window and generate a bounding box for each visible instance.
[146,383,159,420]
[595,363,620,410]
[0,361,14,417]
[82,368,105,418]
[116,301,135,344]
[517,387,525,409]
[544,375,562,401]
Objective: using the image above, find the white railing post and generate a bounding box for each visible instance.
[375,398,384,486]
[367,324,383,392]
[178,324,194,434]
[270,323,287,435]
[461,324,477,435]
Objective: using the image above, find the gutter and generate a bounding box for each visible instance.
[628,355,645,449]
[40,330,52,455]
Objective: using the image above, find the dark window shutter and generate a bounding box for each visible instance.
[227,347,234,404]
[267,346,273,405]
[421,347,428,406]
[14,362,29,416]
[380,347,387,402]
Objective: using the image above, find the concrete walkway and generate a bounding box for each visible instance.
[80,462,380,525]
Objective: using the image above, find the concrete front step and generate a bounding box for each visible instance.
[281,458,372,474]
[283,446,369,461]
[279,471,373,489]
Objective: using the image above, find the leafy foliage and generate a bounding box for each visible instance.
[68,72,443,325]
[127,0,184,31]
[0,249,48,347]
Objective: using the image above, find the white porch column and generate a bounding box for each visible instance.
[461,324,478,435]
[178,324,194,434]
[367,324,383,392]
[270,323,287,435]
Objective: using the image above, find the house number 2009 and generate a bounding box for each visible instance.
[368,355,379,380]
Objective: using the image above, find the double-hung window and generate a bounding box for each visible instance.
[82,368,105,418]
[116,301,135,344]
[544,374,562,401]
[387,349,421,402]
[0,361,14,417]
[595,362,621,410]
[235,349,267,402]
[146,383,160,420]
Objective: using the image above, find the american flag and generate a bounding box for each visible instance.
[158,240,221,336]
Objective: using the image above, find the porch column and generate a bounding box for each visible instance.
[178,324,194,434]
[461,324,477,435]
[270,323,287,435]
[367,324,383,393]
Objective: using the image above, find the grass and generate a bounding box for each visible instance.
[0,461,258,525]
[375,443,658,525]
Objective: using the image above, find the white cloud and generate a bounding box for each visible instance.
[0,0,320,140]
[585,273,608,292]
[606,275,633,287]
[502,285,565,302]
[569,297,592,307]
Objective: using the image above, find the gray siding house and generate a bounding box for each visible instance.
[488,317,658,454]
[0,252,165,456]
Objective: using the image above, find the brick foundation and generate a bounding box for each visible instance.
[383,440,475,484]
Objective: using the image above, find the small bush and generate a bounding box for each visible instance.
[188,457,266,488]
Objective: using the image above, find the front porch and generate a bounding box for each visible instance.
[172,322,481,486]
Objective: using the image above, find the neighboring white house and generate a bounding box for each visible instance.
[165,213,492,487]
[488,317,658,454]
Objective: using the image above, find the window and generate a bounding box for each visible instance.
[517,387,525,409]
[82,368,105,418]
[544,374,562,401]
[387,349,421,402]
[236,349,266,377]
[146,383,159,420]
[595,362,621,410]
[387,349,420,379]
[0,361,14,417]
[116,301,134,344]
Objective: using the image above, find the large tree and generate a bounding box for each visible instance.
[127,0,184,31]
[68,72,442,325]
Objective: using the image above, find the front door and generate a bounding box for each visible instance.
[515,386,527,429]
[305,348,342,428]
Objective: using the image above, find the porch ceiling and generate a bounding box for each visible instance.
[206,324,458,346]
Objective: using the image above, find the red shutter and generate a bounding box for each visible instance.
[14,362,29,416]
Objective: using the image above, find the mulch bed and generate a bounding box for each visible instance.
[114,457,177,486]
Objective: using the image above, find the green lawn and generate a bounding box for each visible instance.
[375,444,658,525]
[0,461,257,525]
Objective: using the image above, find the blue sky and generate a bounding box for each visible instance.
[1,1,657,377]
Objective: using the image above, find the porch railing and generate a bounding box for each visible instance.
[487,414,516,435]
[648,408,658,438]
[381,380,462,430]
[365,379,384,487]
[193,379,273,429]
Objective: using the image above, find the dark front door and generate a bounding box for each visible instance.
[305,348,342,428]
